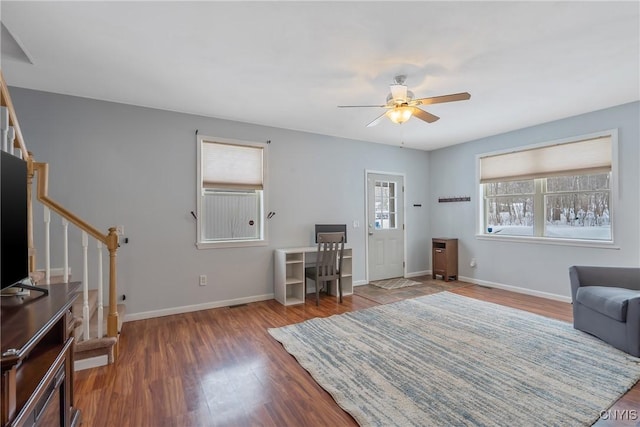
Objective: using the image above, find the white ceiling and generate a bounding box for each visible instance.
[1,1,638,151]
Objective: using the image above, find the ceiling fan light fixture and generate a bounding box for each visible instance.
[389,84,408,103]
[387,89,415,105]
[388,107,412,124]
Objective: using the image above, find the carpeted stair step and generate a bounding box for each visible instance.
[30,270,73,285]
[74,303,126,363]
[29,270,45,284]
[75,336,118,363]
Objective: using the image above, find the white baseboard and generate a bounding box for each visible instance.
[74,355,108,371]
[124,293,275,322]
[458,275,572,303]
[353,280,368,287]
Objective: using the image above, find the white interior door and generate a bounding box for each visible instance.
[367,172,405,281]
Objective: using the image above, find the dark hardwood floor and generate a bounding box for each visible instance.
[75,281,639,426]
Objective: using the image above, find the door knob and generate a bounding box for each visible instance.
[368,232,374,236]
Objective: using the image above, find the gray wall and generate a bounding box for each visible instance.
[429,101,640,299]
[10,87,432,316]
[12,86,638,313]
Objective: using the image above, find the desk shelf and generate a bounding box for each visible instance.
[275,251,305,305]
[274,247,353,305]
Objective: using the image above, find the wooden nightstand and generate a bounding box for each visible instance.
[432,238,458,282]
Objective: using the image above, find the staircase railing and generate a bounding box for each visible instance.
[1,69,121,359]
[34,162,120,342]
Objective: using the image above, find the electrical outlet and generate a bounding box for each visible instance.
[470,258,477,268]
[116,225,125,235]
[199,275,207,286]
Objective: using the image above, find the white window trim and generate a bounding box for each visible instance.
[196,135,269,249]
[475,129,618,248]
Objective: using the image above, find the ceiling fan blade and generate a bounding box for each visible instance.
[366,112,388,127]
[409,107,439,123]
[414,92,471,106]
[338,104,386,108]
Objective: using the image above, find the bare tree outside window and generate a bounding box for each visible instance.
[484,180,534,236]
[544,173,610,239]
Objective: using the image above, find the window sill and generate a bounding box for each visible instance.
[196,240,268,249]
[475,234,619,249]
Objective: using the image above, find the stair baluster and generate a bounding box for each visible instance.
[8,128,17,157]
[44,206,51,284]
[62,218,69,282]
[82,231,90,341]
[1,106,8,152]
[97,241,104,339]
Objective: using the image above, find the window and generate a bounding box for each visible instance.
[478,131,615,242]
[196,135,267,248]
[374,180,397,229]
[484,180,535,236]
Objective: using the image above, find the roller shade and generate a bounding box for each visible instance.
[202,141,263,190]
[480,135,612,183]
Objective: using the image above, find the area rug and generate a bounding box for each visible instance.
[369,277,421,289]
[268,292,640,427]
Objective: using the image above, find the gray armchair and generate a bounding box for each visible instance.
[569,266,640,357]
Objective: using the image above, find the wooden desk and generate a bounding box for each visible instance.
[274,246,353,305]
[1,283,80,427]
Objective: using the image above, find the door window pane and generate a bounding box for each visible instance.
[375,181,396,229]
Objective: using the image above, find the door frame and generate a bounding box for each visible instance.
[364,169,407,283]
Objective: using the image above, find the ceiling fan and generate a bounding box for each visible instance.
[338,75,470,127]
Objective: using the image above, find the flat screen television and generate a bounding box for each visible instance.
[1,151,31,291]
[314,224,347,243]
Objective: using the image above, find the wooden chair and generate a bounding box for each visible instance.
[305,232,345,306]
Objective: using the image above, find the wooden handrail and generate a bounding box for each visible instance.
[0,69,29,161]
[33,161,110,245]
